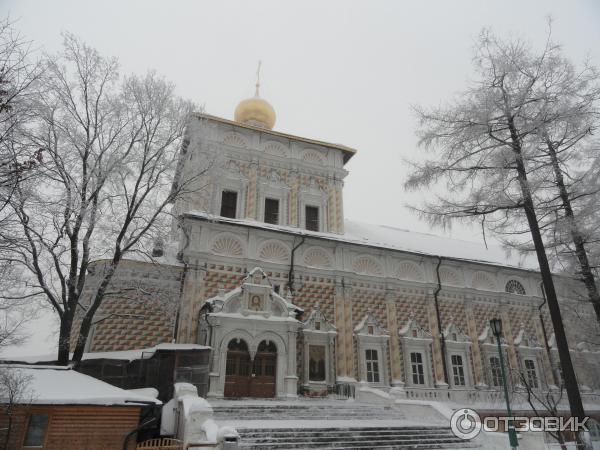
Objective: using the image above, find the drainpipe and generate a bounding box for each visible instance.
[287,236,305,295]
[434,256,449,386]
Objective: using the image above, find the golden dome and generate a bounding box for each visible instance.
[234,95,276,130]
[234,62,276,130]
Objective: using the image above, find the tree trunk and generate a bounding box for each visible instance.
[71,260,119,365]
[57,313,73,365]
[545,138,600,323]
[508,120,589,449]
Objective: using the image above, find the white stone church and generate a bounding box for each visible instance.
[82,83,600,422]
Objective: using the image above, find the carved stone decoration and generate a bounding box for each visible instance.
[303,246,333,268]
[395,261,424,282]
[471,271,496,291]
[398,314,432,340]
[352,255,383,277]
[514,324,541,348]
[354,311,388,336]
[267,169,281,183]
[302,304,337,392]
[263,141,288,157]
[303,303,337,333]
[443,320,471,343]
[505,279,527,295]
[202,266,303,399]
[211,233,245,257]
[222,132,247,148]
[478,322,507,346]
[302,149,325,164]
[438,267,461,287]
[258,240,291,263]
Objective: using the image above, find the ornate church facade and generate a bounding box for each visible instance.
[81,87,600,411]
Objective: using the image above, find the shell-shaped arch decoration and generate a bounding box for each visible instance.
[303,246,333,268]
[302,149,325,164]
[439,267,461,287]
[222,133,247,148]
[395,261,424,282]
[211,233,245,257]
[258,240,291,263]
[352,255,384,277]
[471,271,496,291]
[263,141,288,157]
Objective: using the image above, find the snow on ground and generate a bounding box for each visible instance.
[2,365,161,405]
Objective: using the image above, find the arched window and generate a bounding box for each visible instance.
[505,279,526,295]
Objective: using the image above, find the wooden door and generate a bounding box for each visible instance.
[250,341,277,398]
[224,340,251,398]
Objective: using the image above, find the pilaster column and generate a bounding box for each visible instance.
[178,261,205,344]
[289,171,299,227]
[500,306,520,383]
[344,286,355,378]
[533,313,557,388]
[335,180,344,234]
[245,162,258,219]
[334,285,347,378]
[385,291,403,386]
[464,296,486,387]
[327,180,337,233]
[426,293,447,387]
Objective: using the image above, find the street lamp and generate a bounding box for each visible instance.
[490,318,519,449]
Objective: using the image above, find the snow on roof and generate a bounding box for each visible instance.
[81,343,210,361]
[186,212,537,271]
[4,343,210,364]
[2,365,161,406]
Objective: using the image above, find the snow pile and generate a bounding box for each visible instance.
[2,365,161,406]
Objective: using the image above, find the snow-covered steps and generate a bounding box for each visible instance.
[235,426,478,449]
[211,400,479,449]
[213,403,408,421]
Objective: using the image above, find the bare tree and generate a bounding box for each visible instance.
[405,27,591,449]
[0,33,202,366]
[0,17,42,216]
[0,367,32,450]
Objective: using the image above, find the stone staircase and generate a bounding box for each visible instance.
[212,401,479,449]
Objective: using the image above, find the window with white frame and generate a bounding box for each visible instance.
[451,354,466,386]
[524,359,539,388]
[264,198,280,225]
[443,322,472,388]
[220,190,238,218]
[399,316,433,387]
[355,312,389,385]
[366,349,380,383]
[410,352,425,385]
[305,205,320,231]
[489,356,502,387]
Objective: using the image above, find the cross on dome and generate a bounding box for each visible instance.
[234,61,276,130]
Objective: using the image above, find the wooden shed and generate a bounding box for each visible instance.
[0,365,161,450]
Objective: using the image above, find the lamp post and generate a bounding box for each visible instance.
[490,318,519,449]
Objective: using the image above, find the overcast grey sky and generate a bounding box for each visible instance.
[4,0,600,356]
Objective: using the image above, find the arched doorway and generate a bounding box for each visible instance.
[224,339,251,398]
[250,340,277,398]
